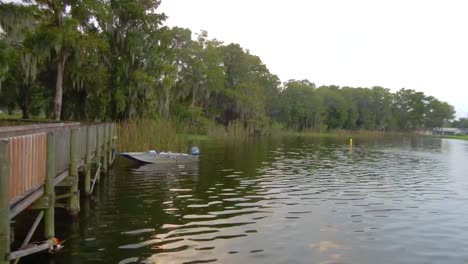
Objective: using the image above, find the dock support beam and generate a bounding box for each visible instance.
[103,124,108,173]
[0,139,10,264]
[111,124,117,164]
[84,126,92,196]
[95,126,102,184]
[107,124,112,168]
[44,133,55,238]
[68,128,79,216]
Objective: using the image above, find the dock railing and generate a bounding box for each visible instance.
[0,122,117,263]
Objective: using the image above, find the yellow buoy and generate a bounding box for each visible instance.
[349,138,353,149]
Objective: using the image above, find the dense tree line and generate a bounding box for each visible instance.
[452,118,468,129]
[276,81,455,131]
[0,0,455,133]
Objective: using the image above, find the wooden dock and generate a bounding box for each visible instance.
[0,122,117,263]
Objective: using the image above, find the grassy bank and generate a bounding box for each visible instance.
[0,113,51,126]
[437,135,468,141]
[280,129,412,139]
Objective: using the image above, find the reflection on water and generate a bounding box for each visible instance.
[25,136,468,264]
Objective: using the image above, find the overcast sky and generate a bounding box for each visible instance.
[160,0,467,118]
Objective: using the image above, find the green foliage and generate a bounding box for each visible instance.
[277,80,321,131]
[173,105,213,135]
[453,118,468,128]
[0,0,456,135]
[276,84,454,132]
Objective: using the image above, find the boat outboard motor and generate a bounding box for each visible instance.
[191,147,200,155]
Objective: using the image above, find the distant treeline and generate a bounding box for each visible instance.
[0,0,456,134]
[453,118,468,129]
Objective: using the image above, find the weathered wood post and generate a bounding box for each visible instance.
[107,124,112,168]
[0,139,10,264]
[102,124,108,173]
[44,133,55,238]
[68,128,79,216]
[84,126,92,196]
[95,125,102,184]
[113,123,117,147]
[111,123,117,164]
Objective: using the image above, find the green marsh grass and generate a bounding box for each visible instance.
[117,119,259,153]
[117,119,190,153]
[206,120,250,138]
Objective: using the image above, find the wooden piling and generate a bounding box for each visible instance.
[68,128,79,216]
[44,133,55,238]
[0,139,10,264]
[95,126,102,184]
[102,124,108,172]
[111,124,117,161]
[107,124,112,167]
[112,124,117,163]
[84,126,91,195]
[96,125,101,165]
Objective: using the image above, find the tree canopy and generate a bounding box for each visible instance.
[0,0,456,133]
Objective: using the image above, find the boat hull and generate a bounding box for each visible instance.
[119,152,198,164]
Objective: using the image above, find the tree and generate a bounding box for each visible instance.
[453,118,468,128]
[108,0,167,120]
[317,86,348,130]
[392,88,426,130]
[279,80,322,130]
[217,44,270,129]
[369,86,393,130]
[424,96,455,128]
[0,1,457,134]
[0,2,44,118]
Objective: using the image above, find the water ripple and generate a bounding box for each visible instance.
[51,137,468,264]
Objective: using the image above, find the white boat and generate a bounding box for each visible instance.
[119,147,199,164]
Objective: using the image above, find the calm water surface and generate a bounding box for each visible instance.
[33,136,468,263]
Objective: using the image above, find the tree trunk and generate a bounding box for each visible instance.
[191,83,197,107]
[19,84,30,119]
[164,90,170,118]
[21,102,29,119]
[52,55,66,120]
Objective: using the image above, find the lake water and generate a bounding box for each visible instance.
[28,136,468,263]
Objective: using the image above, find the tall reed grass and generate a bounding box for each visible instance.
[206,120,250,138]
[117,118,421,153]
[117,119,257,153]
[117,119,189,152]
